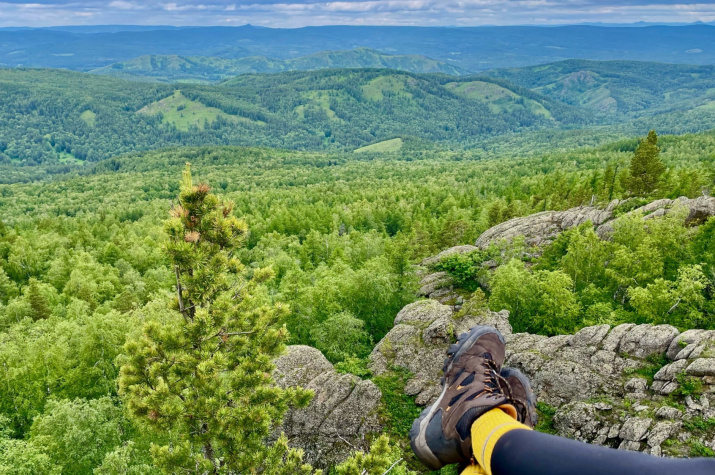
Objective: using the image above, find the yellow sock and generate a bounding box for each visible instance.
[470,408,531,475]
[461,465,487,475]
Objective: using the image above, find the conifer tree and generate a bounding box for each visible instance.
[626,130,666,196]
[27,278,51,320]
[118,165,315,474]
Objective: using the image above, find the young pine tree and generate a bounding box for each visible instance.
[27,278,51,320]
[118,165,315,474]
[626,130,666,197]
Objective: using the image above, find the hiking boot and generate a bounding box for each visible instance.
[499,367,538,429]
[409,326,516,470]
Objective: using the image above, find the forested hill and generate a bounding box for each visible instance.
[4,62,715,166]
[0,67,584,164]
[3,24,715,72]
[484,60,715,117]
[90,49,467,83]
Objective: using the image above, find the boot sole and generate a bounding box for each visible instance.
[409,325,506,470]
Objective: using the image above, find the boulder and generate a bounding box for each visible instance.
[273,346,382,468]
[619,418,652,442]
[475,204,615,250]
[617,325,679,359]
[686,358,715,377]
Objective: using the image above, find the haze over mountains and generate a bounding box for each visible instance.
[2,24,715,71]
[90,48,467,83]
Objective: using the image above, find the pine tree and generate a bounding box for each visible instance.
[626,130,666,196]
[118,164,315,474]
[602,162,619,202]
[27,278,51,320]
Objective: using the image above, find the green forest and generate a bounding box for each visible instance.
[4,61,715,166]
[1,118,715,472]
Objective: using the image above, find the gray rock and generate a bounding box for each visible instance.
[656,406,683,420]
[472,197,715,254]
[475,205,614,250]
[624,378,648,393]
[618,325,679,359]
[530,360,603,406]
[418,272,454,297]
[619,418,652,441]
[647,421,682,448]
[686,358,715,377]
[369,300,454,404]
[597,196,715,239]
[533,335,572,357]
[455,309,512,336]
[273,344,334,388]
[394,299,453,326]
[618,440,643,451]
[553,402,598,439]
[422,316,452,345]
[654,359,690,381]
[569,325,611,348]
[273,346,381,468]
[667,330,715,360]
[601,324,636,352]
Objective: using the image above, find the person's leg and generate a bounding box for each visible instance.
[467,408,715,475]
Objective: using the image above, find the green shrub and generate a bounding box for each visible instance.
[535,402,558,435]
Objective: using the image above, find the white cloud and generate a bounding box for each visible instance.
[109,1,142,9]
[0,0,714,27]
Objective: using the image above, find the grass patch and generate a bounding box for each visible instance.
[58,151,82,164]
[673,372,703,399]
[683,416,715,434]
[138,90,250,131]
[335,356,372,379]
[627,354,669,384]
[355,138,404,154]
[295,91,342,121]
[371,368,430,473]
[535,402,558,435]
[362,75,412,101]
[372,368,422,439]
[446,80,551,118]
[690,441,715,457]
[446,81,517,102]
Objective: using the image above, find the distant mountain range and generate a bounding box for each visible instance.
[485,60,715,118]
[1,24,715,72]
[90,48,467,83]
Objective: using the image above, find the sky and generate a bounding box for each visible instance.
[1,1,715,28]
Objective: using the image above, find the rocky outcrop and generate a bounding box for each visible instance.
[596,195,715,239]
[370,299,715,457]
[475,196,715,250]
[273,346,382,468]
[413,196,715,306]
[475,202,617,250]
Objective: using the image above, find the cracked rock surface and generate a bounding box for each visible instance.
[273,345,382,468]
